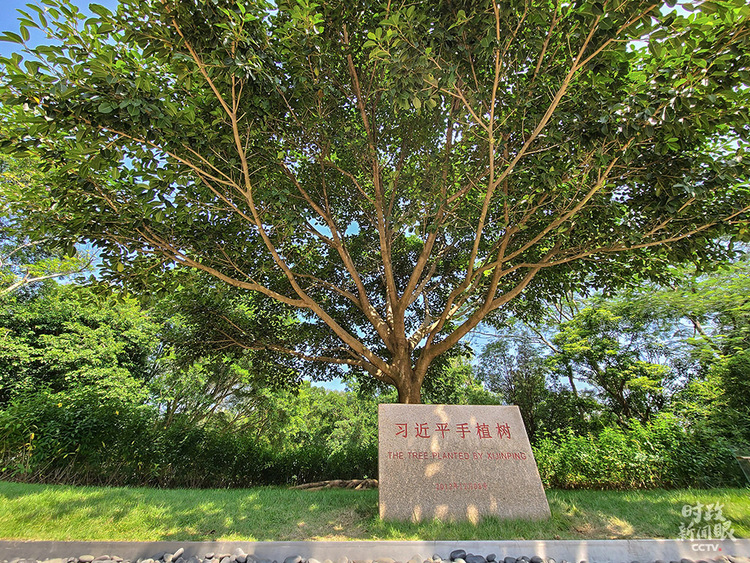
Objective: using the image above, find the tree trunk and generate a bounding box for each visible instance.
[391,345,424,403]
[397,382,422,404]
[393,362,423,403]
[566,366,586,419]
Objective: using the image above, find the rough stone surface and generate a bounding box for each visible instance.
[378,404,551,522]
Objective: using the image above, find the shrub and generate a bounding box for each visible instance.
[533,414,746,489]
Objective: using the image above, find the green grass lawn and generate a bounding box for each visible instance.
[0,481,747,541]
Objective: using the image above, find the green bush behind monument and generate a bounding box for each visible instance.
[1,392,744,489]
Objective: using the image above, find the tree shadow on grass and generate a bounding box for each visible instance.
[1,483,747,541]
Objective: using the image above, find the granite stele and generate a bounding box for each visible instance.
[378,404,551,522]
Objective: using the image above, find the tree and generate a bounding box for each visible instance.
[550,303,675,423]
[147,270,309,427]
[478,338,549,438]
[1,155,93,296]
[1,0,749,402]
[0,282,158,406]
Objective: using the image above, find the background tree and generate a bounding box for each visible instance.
[1,0,749,402]
[147,271,310,427]
[0,282,158,406]
[550,303,675,424]
[1,154,93,296]
[478,338,548,438]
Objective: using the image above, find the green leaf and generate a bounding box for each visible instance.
[0,32,25,43]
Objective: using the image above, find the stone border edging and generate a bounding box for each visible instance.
[0,540,747,563]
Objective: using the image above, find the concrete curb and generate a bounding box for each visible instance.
[0,540,748,563]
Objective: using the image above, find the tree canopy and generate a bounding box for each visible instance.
[1,0,749,402]
[1,154,93,296]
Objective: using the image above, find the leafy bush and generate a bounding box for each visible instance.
[534,414,746,489]
[0,382,379,488]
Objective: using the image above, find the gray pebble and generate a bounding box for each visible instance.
[486,556,495,563]
[530,558,543,563]
[205,557,214,561]
[450,553,466,563]
[681,559,696,563]
[219,558,230,563]
[284,557,302,563]
[175,558,185,563]
[504,558,515,563]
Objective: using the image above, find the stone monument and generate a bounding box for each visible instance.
[378,404,551,522]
